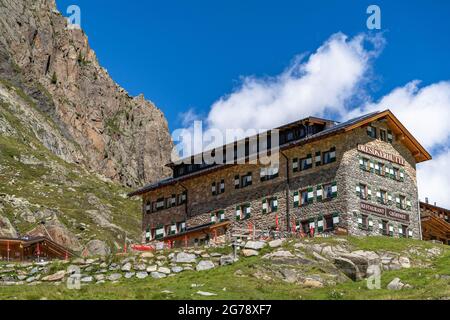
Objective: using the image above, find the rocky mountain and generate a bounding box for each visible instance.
[0,0,173,187]
[0,0,174,253]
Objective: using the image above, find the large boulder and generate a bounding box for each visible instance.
[244,241,266,250]
[333,257,360,281]
[269,239,285,248]
[82,240,111,257]
[196,260,215,271]
[0,214,18,238]
[42,270,66,282]
[174,252,197,263]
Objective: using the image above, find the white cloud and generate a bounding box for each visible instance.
[348,80,450,151]
[206,32,384,133]
[417,149,450,208]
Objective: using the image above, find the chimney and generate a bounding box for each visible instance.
[425,197,429,204]
[434,202,437,206]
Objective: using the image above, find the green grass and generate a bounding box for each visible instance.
[0,94,142,248]
[0,238,448,300]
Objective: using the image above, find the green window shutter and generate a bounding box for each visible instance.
[293,191,299,208]
[317,215,324,232]
[244,205,251,219]
[376,189,382,203]
[400,169,405,182]
[262,198,268,214]
[396,195,401,209]
[406,199,412,211]
[316,185,323,201]
[389,224,394,237]
[367,185,372,200]
[211,212,216,224]
[356,184,361,198]
[332,212,340,225]
[330,147,336,163]
[307,187,314,204]
[315,151,321,167]
[368,217,373,231]
[219,210,225,222]
[235,206,241,221]
[358,155,365,170]
[357,215,363,229]
[272,197,278,212]
[293,158,299,172]
[332,181,338,198]
[369,160,375,173]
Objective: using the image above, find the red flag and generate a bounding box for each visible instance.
[275,214,279,231]
[36,243,40,256]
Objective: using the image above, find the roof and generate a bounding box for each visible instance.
[0,236,76,256]
[129,110,432,197]
[420,201,450,215]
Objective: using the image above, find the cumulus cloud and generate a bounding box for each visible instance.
[348,80,450,151]
[417,149,450,208]
[206,32,385,133]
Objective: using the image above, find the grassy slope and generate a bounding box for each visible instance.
[0,237,448,300]
[0,90,142,247]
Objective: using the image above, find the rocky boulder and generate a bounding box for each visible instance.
[82,240,111,257]
[0,215,17,238]
[244,241,266,250]
[196,260,215,271]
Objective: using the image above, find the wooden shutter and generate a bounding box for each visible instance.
[316,185,323,201]
[262,198,268,214]
[317,215,324,232]
[307,187,314,204]
[235,206,241,220]
[272,197,278,212]
[293,191,299,208]
[331,182,338,198]
[315,151,321,167]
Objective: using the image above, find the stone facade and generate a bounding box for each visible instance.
[137,116,425,243]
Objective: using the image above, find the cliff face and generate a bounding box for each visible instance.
[0,0,173,187]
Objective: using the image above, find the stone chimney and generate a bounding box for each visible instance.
[425,197,429,204]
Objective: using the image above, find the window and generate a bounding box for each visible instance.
[145,201,151,214]
[399,225,408,238]
[324,215,335,231]
[292,158,299,172]
[387,130,393,143]
[262,197,278,214]
[236,204,251,220]
[376,189,387,204]
[315,151,322,167]
[358,214,369,229]
[145,227,151,242]
[322,147,336,165]
[178,192,187,205]
[260,165,279,181]
[300,155,313,171]
[212,180,225,196]
[380,129,387,142]
[375,162,384,176]
[393,167,400,181]
[356,183,370,200]
[359,157,371,171]
[166,195,176,208]
[300,188,314,205]
[367,125,377,139]
[241,172,253,188]
[156,198,165,211]
[234,175,240,189]
[178,221,187,232]
[397,195,407,210]
[155,225,165,239]
[381,220,389,236]
[322,183,334,200]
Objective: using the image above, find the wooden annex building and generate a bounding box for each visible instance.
[420,201,450,245]
[0,237,75,262]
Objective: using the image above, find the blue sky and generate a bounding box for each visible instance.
[56,0,450,130]
[56,1,450,206]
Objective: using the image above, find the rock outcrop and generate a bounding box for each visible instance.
[0,0,173,187]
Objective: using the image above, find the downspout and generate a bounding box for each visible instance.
[280,150,290,232]
[178,182,189,217]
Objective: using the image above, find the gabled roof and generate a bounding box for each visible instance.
[128,110,431,197]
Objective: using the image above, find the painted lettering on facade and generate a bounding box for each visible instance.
[357,144,406,166]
